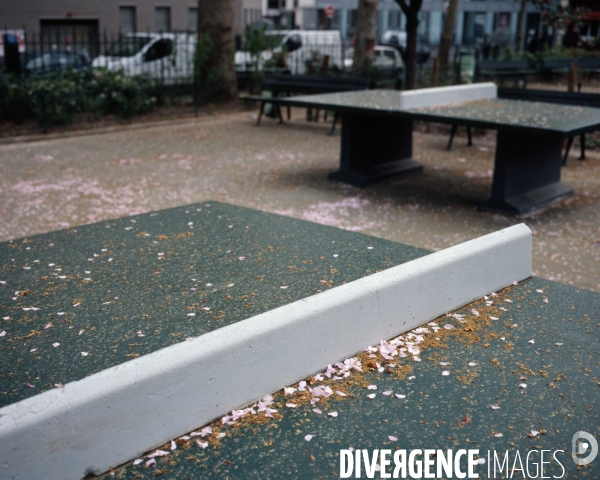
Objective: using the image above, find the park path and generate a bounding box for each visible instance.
[1,110,599,291]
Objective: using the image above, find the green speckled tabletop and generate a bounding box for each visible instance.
[96,277,600,479]
[0,202,428,408]
[280,91,600,136]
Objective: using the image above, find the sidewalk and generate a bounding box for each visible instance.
[1,109,599,292]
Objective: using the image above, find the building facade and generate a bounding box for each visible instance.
[262,0,546,47]
[0,0,262,55]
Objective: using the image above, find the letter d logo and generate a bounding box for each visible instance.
[571,431,598,466]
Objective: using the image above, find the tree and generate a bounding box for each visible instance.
[516,0,588,52]
[515,0,529,52]
[352,0,379,76]
[197,0,237,100]
[393,0,424,90]
[438,0,460,77]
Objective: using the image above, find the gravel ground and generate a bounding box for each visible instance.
[1,108,599,292]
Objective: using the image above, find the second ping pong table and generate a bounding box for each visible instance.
[278,88,600,215]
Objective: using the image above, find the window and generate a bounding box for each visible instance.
[144,38,173,62]
[188,7,198,31]
[155,7,171,32]
[284,34,302,52]
[119,6,136,33]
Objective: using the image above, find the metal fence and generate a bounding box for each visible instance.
[2,27,599,94]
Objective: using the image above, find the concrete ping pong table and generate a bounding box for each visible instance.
[1,202,599,479]
[276,83,600,215]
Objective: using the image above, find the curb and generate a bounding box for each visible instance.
[0,224,532,480]
[0,111,248,146]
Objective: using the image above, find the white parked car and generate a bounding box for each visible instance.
[344,46,405,71]
[236,30,344,75]
[92,33,196,84]
[344,46,405,88]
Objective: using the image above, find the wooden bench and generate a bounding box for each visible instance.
[575,57,600,76]
[542,57,600,82]
[244,74,374,133]
[499,86,600,163]
[475,59,538,86]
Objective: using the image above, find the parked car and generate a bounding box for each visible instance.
[344,45,405,87]
[92,33,196,84]
[236,30,344,75]
[23,50,91,75]
[380,30,431,64]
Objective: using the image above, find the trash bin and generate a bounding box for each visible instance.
[3,34,21,77]
[459,51,475,83]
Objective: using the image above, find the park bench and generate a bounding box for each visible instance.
[475,59,538,86]
[541,57,600,84]
[245,73,396,133]
[575,57,600,76]
[498,86,600,164]
[541,57,576,77]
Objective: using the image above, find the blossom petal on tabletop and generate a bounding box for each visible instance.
[81,352,88,357]
[490,316,499,321]
[468,362,478,367]
[147,449,169,458]
[170,440,177,451]
[286,403,297,408]
[388,436,398,442]
[491,405,500,410]
[528,340,535,344]
[367,385,377,390]
[328,411,338,417]
[442,370,450,376]
[304,435,314,442]
[133,459,144,465]
[383,391,393,396]
[519,383,527,389]
[196,440,208,449]
[52,342,60,347]
[145,459,156,467]
[367,394,376,399]
[313,408,322,414]
[336,391,346,397]
[395,394,406,399]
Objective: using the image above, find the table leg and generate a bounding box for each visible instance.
[478,130,573,215]
[329,113,422,187]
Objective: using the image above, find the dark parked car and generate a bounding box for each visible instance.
[23,50,91,75]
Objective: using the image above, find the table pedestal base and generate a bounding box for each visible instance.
[477,130,573,215]
[329,113,422,188]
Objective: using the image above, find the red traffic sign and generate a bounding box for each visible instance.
[324,5,335,18]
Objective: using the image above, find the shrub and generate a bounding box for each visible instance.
[0,68,163,129]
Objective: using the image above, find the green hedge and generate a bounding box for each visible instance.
[0,69,163,130]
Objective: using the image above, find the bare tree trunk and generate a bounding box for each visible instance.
[438,0,459,77]
[197,0,238,100]
[395,0,423,90]
[352,0,379,76]
[516,0,528,53]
